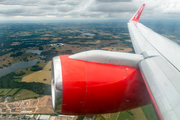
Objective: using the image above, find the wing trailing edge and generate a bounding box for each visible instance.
[130,4,145,22]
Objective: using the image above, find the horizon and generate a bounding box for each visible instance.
[0,18,180,22]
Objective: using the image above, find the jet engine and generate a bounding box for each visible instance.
[51,50,151,115]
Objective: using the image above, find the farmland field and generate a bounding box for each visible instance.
[6,88,20,96]
[0,89,12,96]
[14,89,40,100]
[21,61,51,85]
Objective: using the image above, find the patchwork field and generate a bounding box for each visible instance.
[21,61,51,85]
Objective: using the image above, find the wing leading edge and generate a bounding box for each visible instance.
[128,4,180,120]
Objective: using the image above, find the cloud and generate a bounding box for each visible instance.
[0,9,24,16]
[39,5,55,10]
[97,0,132,2]
[0,5,47,17]
[0,0,179,20]
[89,3,137,13]
[62,0,82,5]
[48,1,59,6]
[162,3,180,14]
[0,0,40,6]
[57,5,74,12]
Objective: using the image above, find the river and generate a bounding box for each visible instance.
[0,59,39,77]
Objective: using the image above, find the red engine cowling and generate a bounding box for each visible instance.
[51,55,151,115]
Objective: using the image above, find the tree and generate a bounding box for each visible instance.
[39,46,43,50]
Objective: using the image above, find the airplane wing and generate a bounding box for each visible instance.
[128,4,180,120]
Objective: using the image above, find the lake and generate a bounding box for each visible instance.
[0,59,39,77]
[25,49,43,55]
[81,33,95,36]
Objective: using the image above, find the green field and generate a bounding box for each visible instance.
[13,78,22,82]
[95,115,106,120]
[14,61,47,79]
[0,89,4,94]
[108,112,119,120]
[102,112,119,120]
[14,89,40,100]
[6,88,20,96]
[0,89,12,96]
[0,88,40,101]
[141,104,158,120]
[80,104,158,120]
[22,61,51,85]
[129,107,147,120]
[118,111,133,120]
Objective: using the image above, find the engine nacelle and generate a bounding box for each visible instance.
[51,54,151,115]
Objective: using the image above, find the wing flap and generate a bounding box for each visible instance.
[139,56,180,120]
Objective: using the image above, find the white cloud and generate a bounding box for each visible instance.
[162,3,180,14]
[0,0,179,20]
[0,4,22,11]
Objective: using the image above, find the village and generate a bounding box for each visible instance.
[0,96,77,120]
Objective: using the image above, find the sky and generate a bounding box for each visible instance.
[0,0,180,20]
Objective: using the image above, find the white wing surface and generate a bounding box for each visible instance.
[128,4,180,120]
